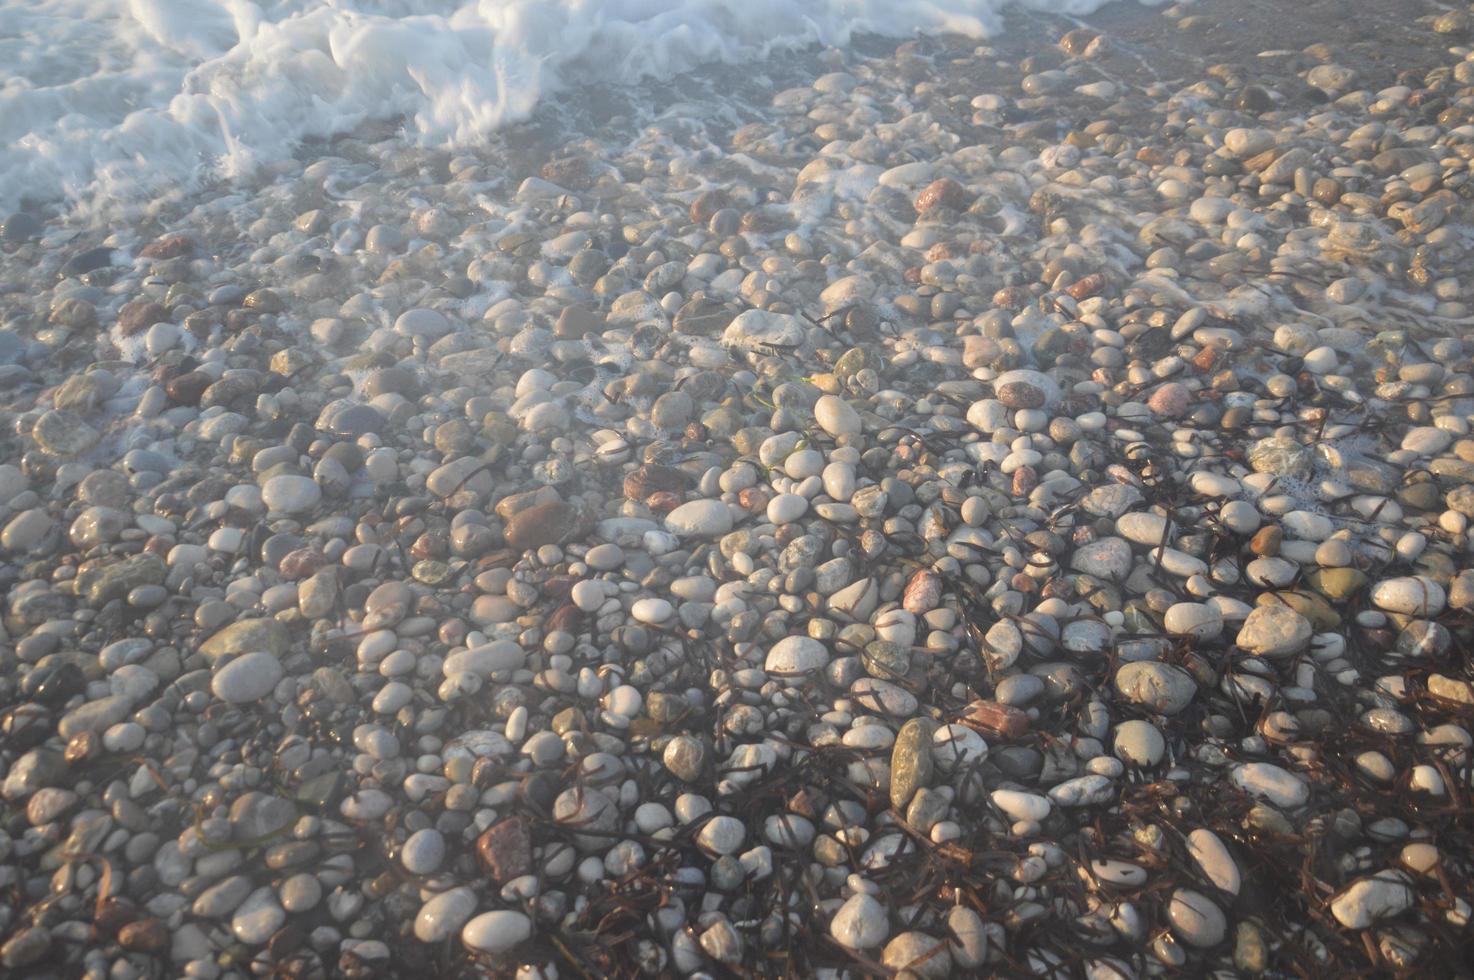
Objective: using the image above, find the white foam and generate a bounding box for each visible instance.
[2,0,1154,218]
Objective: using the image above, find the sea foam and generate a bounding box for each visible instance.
[1,0,1153,216]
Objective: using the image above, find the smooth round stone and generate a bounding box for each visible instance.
[584,543,624,570]
[1186,829,1241,896]
[1114,661,1196,715]
[765,636,829,674]
[33,410,99,456]
[830,893,888,949]
[1092,859,1148,886]
[1235,605,1311,657]
[1112,719,1165,767]
[1061,619,1111,652]
[571,580,607,612]
[1071,537,1132,579]
[211,652,283,704]
[664,499,733,537]
[767,492,808,524]
[662,735,706,781]
[261,475,321,514]
[631,598,673,623]
[990,789,1052,822]
[1370,576,1446,616]
[995,673,1045,706]
[395,308,452,340]
[815,395,861,438]
[850,678,918,716]
[1330,871,1414,929]
[402,828,445,873]
[1168,888,1226,947]
[462,910,532,952]
[822,461,856,500]
[881,932,952,979]
[1164,602,1223,639]
[443,640,526,677]
[279,874,322,912]
[416,887,477,942]
[231,887,285,945]
[1230,762,1309,808]
[695,815,745,855]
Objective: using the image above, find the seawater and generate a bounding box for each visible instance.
[0,0,1159,217]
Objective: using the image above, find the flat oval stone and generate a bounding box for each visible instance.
[1168,888,1226,947]
[1370,576,1446,616]
[1330,871,1414,929]
[261,475,321,515]
[401,828,445,874]
[764,636,828,674]
[462,910,532,952]
[1235,605,1311,657]
[1113,719,1166,767]
[1230,762,1309,808]
[815,395,861,438]
[1114,661,1196,715]
[830,893,888,949]
[664,499,733,537]
[1091,858,1148,886]
[1187,829,1241,896]
[231,887,285,945]
[211,652,283,704]
[416,887,477,943]
[991,789,1052,822]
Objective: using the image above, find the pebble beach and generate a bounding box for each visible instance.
[2,0,1474,976]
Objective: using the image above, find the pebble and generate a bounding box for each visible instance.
[462,910,533,952]
[402,828,446,873]
[1187,829,1241,896]
[764,635,829,674]
[1168,888,1227,947]
[416,887,478,943]
[211,652,284,704]
[261,474,321,514]
[664,499,733,537]
[1330,871,1415,929]
[1235,605,1312,657]
[1114,662,1197,715]
[1230,763,1310,808]
[830,893,888,949]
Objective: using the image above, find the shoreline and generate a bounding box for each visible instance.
[3,0,1474,976]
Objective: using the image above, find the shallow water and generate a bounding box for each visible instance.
[0,0,1168,217]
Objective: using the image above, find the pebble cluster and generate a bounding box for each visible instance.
[2,1,1473,977]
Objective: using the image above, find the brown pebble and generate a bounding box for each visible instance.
[544,603,582,634]
[503,500,579,552]
[1012,466,1038,496]
[138,235,193,259]
[902,570,941,615]
[1249,526,1282,556]
[914,178,970,214]
[117,301,168,337]
[118,918,169,953]
[478,817,532,883]
[164,371,211,406]
[65,731,99,763]
[690,188,734,225]
[959,701,1030,739]
[996,381,1046,409]
[623,463,691,501]
[646,491,682,514]
[1065,273,1105,299]
[93,897,137,937]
